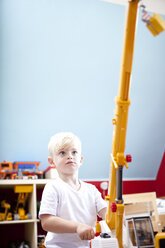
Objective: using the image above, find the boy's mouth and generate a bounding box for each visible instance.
[66,161,75,165]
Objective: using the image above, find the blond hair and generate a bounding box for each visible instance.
[48,132,82,159]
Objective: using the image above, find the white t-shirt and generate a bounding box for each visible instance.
[39,177,107,248]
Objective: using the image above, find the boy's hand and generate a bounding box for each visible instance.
[76,223,95,240]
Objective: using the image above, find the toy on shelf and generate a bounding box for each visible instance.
[13,185,33,220]
[0,161,43,180]
[44,165,58,179]
[8,240,30,248]
[38,234,46,248]
[0,200,12,221]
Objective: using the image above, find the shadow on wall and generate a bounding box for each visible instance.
[87,151,165,198]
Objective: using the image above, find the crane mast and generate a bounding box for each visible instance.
[105,1,139,248]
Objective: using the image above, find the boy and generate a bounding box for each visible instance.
[39,132,107,248]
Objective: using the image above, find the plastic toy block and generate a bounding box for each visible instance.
[14,185,33,193]
[13,161,40,170]
[146,14,165,36]
[0,162,13,170]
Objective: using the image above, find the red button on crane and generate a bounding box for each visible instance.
[126,154,132,162]
[111,202,117,212]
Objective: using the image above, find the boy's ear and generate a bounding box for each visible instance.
[48,157,55,165]
[80,155,83,165]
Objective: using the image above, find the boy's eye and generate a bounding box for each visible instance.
[60,151,65,155]
[72,151,77,155]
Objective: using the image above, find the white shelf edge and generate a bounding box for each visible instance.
[0,179,53,185]
[0,219,40,225]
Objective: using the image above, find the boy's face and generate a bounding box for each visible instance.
[52,142,83,176]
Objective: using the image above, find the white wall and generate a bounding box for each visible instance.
[0,0,165,180]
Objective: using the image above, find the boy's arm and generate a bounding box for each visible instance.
[98,207,107,220]
[40,214,95,240]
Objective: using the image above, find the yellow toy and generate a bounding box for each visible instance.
[141,5,165,36]
[95,221,101,237]
[105,1,139,247]
[14,185,33,220]
[155,232,165,248]
[146,14,165,36]
[103,1,165,248]
[0,200,12,221]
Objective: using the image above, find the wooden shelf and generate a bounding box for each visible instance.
[0,219,39,225]
[0,179,50,248]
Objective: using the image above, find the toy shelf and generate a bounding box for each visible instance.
[0,179,51,248]
[0,219,39,225]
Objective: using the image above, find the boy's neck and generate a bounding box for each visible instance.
[59,174,81,191]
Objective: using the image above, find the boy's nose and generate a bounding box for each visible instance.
[68,152,73,158]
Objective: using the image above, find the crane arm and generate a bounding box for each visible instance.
[105,1,139,248]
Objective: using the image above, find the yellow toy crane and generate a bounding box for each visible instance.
[102,1,165,248]
[14,185,33,220]
[91,0,165,245]
[105,1,139,248]
[0,200,12,221]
